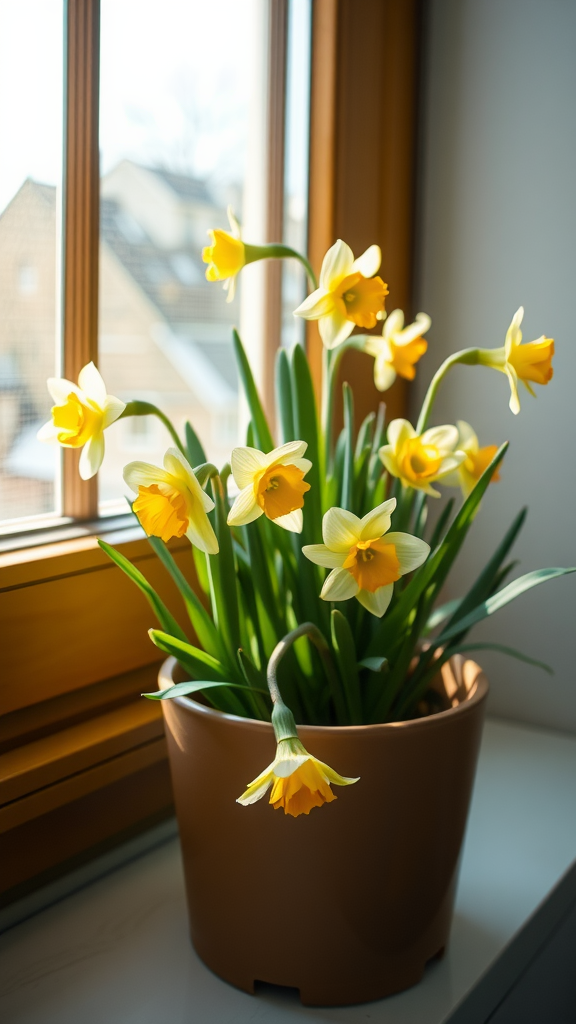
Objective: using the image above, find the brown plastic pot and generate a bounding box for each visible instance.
[158,655,488,1007]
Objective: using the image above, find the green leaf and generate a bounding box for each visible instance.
[192,547,210,595]
[290,342,322,542]
[233,328,274,451]
[341,382,354,512]
[355,411,375,459]
[194,462,218,488]
[145,535,228,666]
[331,609,362,724]
[184,421,207,466]
[433,568,576,646]
[207,475,242,658]
[428,497,455,550]
[143,679,268,700]
[442,642,553,674]
[275,347,295,443]
[359,656,389,673]
[148,629,249,715]
[424,599,462,634]
[98,540,188,643]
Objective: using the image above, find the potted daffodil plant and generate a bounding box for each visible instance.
[39,221,571,1006]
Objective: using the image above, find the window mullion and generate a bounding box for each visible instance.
[62,0,100,519]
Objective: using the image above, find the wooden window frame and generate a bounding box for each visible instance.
[0,0,422,910]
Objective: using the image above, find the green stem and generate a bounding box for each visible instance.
[243,243,318,290]
[267,622,345,727]
[416,348,482,434]
[120,401,185,455]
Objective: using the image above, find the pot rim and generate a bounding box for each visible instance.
[157,655,489,735]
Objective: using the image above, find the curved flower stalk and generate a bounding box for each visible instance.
[364,310,431,392]
[237,624,359,816]
[303,499,430,618]
[293,239,388,350]
[476,306,554,415]
[379,419,465,497]
[124,448,219,553]
[37,362,125,479]
[227,440,312,533]
[442,421,501,499]
[203,206,318,302]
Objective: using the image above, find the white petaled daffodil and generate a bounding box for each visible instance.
[364,309,431,392]
[442,421,501,499]
[202,206,244,302]
[378,419,466,497]
[478,307,554,415]
[302,499,430,618]
[237,736,359,817]
[227,441,312,533]
[293,239,389,350]
[124,448,218,553]
[37,362,125,480]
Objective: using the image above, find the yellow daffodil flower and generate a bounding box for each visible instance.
[202,206,245,302]
[302,499,429,617]
[442,421,501,498]
[379,419,466,497]
[124,447,218,553]
[364,309,431,391]
[478,306,554,414]
[293,239,389,349]
[237,736,359,817]
[227,440,312,533]
[37,362,125,480]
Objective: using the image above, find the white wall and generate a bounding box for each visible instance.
[414,0,576,733]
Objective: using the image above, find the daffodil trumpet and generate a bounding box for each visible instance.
[237,623,359,816]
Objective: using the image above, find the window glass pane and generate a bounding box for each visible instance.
[0,0,63,525]
[98,0,260,510]
[281,0,311,348]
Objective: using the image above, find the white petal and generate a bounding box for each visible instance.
[378,446,399,477]
[505,306,524,356]
[47,377,82,405]
[266,440,308,467]
[227,205,241,238]
[384,532,430,575]
[273,509,303,533]
[293,288,334,320]
[319,308,354,350]
[351,243,381,278]
[386,418,415,451]
[397,312,431,344]
[302,544,348,568]
[322,506,361,551]
[225,276,236,303]
[456,420,478,453]
[273,755,309,778]
[292,457,312,475]
[436,452,467,477]
[320,567,359,601]
[231,446,267,488]
[79,433,104,479]
[237,772,274,806]
[506,365,521,415]
[102,395,127,429]
[356,584,394,618]
[186,509,219,555]
[37,420,59,442]
[123,460,173,492]
[382,308,405,337]
[374,356,397,392]
[440,468,463,488]
[227,484,262,526]
[78,362,107,408]
[163,447,197,483]
[319,239,354,290]
[421,423,459,452]
[359,498,397,541]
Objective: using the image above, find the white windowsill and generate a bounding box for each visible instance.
[0,717,575,1023]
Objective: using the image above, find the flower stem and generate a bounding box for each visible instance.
[120,401,185,455]
[416,348,481,434]
[267,622,347,726]
[243,243,318,290]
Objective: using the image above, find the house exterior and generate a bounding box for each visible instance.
[0,162,241,519]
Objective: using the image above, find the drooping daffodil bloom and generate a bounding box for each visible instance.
[227,440,312,533]
[302,499,429,618]
[442,421,501,499]
[202,206,245,302]
[37,362,125,480]
[124,448,218,553]
[478,307,554,415]
[237,736,359,817]
[379,419,466,497]
[364,309,431,392]
[293,239,389,349]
